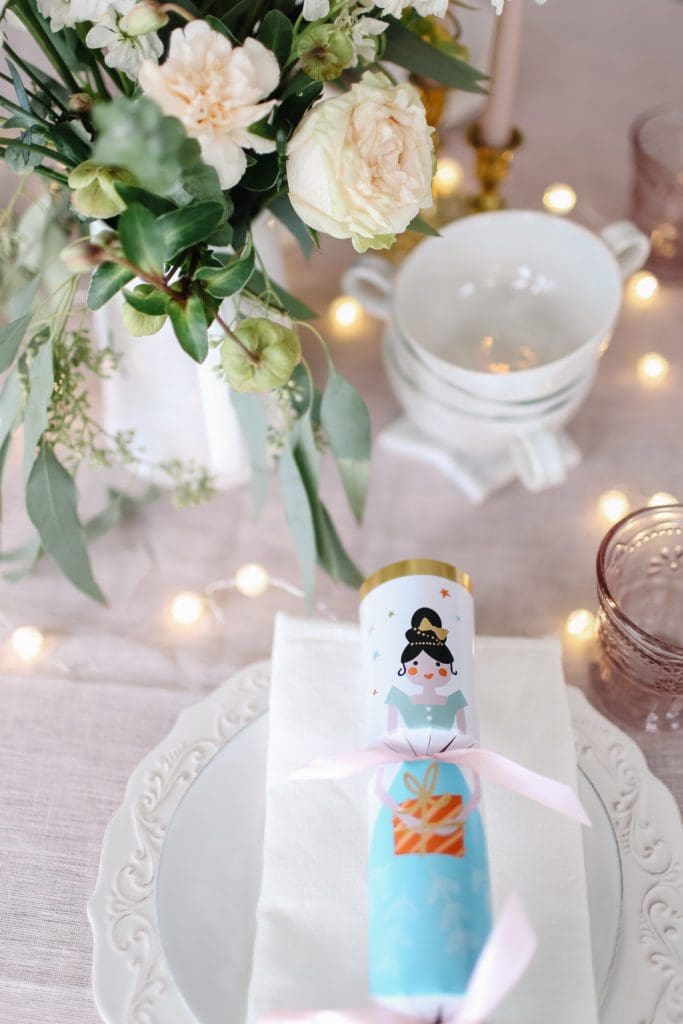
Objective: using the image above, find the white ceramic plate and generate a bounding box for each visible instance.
[89,665,683,1024]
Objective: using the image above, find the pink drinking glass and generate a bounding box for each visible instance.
[631,103,683,279]
[596,505,683,731]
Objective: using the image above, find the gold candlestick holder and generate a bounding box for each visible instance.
[466,123,523,213]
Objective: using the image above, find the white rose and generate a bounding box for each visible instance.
[286,72,434,253]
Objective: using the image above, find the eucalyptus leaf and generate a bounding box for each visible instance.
[230,389,269,516]
[0,371,22,450]
[292,410,363,588]
[158,201,225,260]
[0,313,31,372]
[26,446,106,604]
[279,442,316,605]
[168,292,209,363]
[320,367,371,522]
[383,18,487,93]
[246,269,317,320]
[22,337,54,482]
[315,502,364,588]
[87,262,135,311]
[196,249,255,298]
[7,60,31,113]
[118,204,165,277]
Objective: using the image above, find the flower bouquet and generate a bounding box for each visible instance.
[0,0,484,602]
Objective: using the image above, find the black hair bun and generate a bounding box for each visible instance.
[405,606,443,643]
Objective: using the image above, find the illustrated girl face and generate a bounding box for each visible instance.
[403,650,451,688]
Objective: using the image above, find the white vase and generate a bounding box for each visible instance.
[91,211,286,490]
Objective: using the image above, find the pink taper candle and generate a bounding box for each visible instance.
[480,0,525,148]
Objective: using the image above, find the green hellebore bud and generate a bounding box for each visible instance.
[68,161,133,219]
[122,301,167,338]
[68,92,93,114]
[296,24,354,82]
[221,317,301,393]
[124,0,169,36]
[60,239,106,275]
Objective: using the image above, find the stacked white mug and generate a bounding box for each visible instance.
[343,211,649,497]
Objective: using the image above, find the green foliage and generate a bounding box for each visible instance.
[117,204,165,277]
[279,441,317,604]
[196,248,255,298]
[22,331,54,482]
[168,292,209,363]
[258,10,293,69]
[267,195,317,258]
[231,390,269,516]
[26,445,106,604]
[87,263,135,311]
[158,202,226,260]
[0,313,31,372]
[383,18,487,93]
[320,367,371,522]
[93,96,226,208]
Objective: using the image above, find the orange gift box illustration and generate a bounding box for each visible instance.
[392,763,465,857]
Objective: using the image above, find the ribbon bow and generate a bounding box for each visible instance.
[417,617,448,641]
[261,891,537,1024]
[291,731,590,827]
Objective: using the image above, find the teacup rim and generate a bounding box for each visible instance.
[391,208,622,383]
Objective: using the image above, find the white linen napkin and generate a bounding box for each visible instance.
[246,616,598,1024]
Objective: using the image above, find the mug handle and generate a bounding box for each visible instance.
[341,256,397,320]
[599,220,650,280]
[510,430,569,492]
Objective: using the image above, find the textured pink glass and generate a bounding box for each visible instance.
[596,505,683,731]
[631,103,683,278]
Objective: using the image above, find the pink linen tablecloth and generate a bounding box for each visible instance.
[1,1,682,1022]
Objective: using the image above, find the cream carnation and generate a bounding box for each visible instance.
[286,72,434,253]
[138,21,280,190]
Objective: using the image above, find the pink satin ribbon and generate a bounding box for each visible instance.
[261,892,537,1024]
[290,734,590,827]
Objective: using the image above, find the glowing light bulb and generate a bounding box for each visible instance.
[235,562,270,598]
[542,183,577,215]
[627,271,658,305]
[433,157,464,198]
[648,491,678,507]
[565,609,596,641]
[329,296,363,331]
[637,352,669,385]
[171,591,204,626]
[11,625,44,663]
[598,489,630,525]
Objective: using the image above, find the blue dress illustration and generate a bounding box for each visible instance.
[368,608,493,1002]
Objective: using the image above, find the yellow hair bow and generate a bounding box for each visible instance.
[417,617,448,641]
